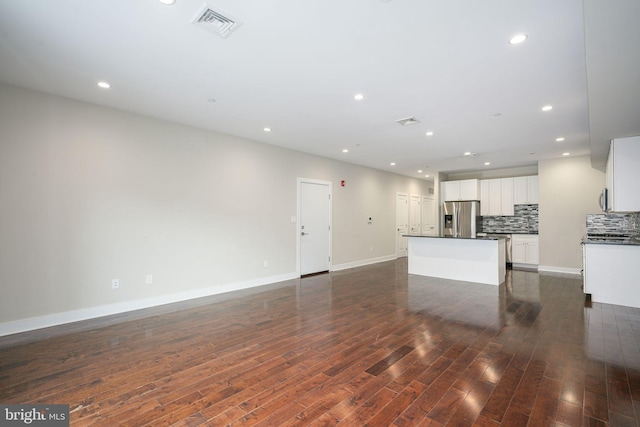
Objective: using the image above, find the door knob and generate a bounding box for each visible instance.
[301,232,308,236]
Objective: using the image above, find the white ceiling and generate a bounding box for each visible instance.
[0,0,638,180]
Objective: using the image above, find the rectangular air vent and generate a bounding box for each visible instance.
[192,5,242,39]
[396,116,420,126]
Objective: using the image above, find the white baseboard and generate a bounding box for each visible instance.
[331,254,397,272]
[537,265,582,275]
[0,272,298,337]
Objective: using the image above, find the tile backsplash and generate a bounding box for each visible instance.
[586,213,640,237]
[481,204,539,234]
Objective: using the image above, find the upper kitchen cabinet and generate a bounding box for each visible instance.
[480,178,514,216]
[513,176,539,205]
[606,136,640,212]
[442,179,480,201]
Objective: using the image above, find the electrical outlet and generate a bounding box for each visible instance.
[263,260,269,268]
[112,279,120,290]
[145,274,153,285]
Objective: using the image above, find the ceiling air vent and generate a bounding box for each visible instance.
[396,116,420,126]
[192,4,242,39]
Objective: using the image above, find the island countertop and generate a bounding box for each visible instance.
[406,235,506,286]
[403,234,508,241]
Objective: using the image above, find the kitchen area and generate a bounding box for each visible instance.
[407,135,640,309]
[582,136,640,308]
[406,174,539,286]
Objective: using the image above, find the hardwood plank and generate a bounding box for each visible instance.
[556,399,583,427]
[583,389,609,424]
[425,387,468,425]
[365,345,414,376]
[363,380,426,426]
[0,259,638,426]
[506,358,546,415]
[606,362,635,418]
[336,386,397,426]
[479,365,525,422]
[393,369,459,426]
[446,379,494,426]
[527,376,562,426]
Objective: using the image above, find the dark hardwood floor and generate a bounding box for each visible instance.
[1,259,639,426]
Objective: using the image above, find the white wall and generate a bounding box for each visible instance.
[0,84,430,334]
[538,155,605,272]
[446,166,538,181]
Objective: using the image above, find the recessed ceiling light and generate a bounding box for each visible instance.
[342,149,349,153]
[97,81,111,89]
[556,137,565,142]
[484,162,491,166]
[425,175,430,178]
[464,151,471,156]
[417,170,423,173]
[354,93,364,101]
[426,131,434,136]
[390,162,396,166]
[541,105,553,112]
[263,127,272,132]
[562,152,570,156]
[157,0,176,4]
[509,34,528,45]
[463,152,477,157]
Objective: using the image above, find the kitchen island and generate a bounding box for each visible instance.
[405,235,506,286]
[583,238,640,308]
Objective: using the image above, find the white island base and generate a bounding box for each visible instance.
[407,236,506,286]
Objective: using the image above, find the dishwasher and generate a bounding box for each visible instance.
[486,233,512,267]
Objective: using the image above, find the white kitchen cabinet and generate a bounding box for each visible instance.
[501,178,514,215]
[527,176,539,204]
[480,180,490,215]
[512,234,539,266]
[513,176,539,205]
[442,181,460,202]
[460,179,479,200]
[514,177,527,203]
[442,179,479,201]
[606,136,640,212]
[488,179,501,215]
[583,243,640,308]
[480,178,514,216]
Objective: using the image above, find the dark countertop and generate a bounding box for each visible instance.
[482,231,538,235]
[404,234,507,241]
[582,238,640,246]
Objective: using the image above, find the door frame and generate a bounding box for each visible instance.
[297,177,332,277]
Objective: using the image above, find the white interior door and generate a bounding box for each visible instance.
[299,179,332,275]
[421,195,437,235]
[396,192,409,258]
[409,194,421,235]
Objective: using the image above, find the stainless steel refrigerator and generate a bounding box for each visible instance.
[443,201,480,238]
